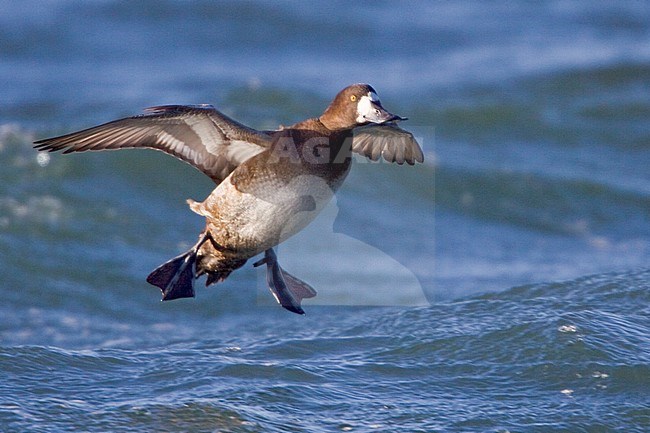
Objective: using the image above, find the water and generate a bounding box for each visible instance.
[1,1,649,431]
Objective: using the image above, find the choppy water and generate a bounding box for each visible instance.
[1,1,649,432]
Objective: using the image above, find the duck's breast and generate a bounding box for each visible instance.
[190,171,341,255]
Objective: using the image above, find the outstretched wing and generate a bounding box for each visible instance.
[351,123,424,165]
[34,105,273,183]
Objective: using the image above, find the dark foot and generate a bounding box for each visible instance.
[253,248,317,315]
[147,251,196,300]
[146,231,213,301]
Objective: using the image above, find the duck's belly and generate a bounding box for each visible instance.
[191,173,340,257]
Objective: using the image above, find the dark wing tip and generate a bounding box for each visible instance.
[411,139,425,164]
[142,104,216,115]
[33,137,69,152]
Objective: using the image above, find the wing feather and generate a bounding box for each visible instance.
[352,123,424,165]
[34,105,273,183]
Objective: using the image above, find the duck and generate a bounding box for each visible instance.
[34,83,424,314]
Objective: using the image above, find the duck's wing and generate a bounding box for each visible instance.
[34,105,273,184]
[351,123,424,165]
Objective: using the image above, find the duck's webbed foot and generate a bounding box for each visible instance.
[147,250,196,300]
[147,231,213,301]
[253,248,317,315]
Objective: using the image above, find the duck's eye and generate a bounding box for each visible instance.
[350,95,357,102]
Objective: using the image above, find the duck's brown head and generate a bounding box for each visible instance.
[319,84,405,131]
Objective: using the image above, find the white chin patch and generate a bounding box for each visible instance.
[356,93,380,123]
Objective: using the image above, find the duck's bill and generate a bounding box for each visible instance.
[370,104,406,124]
[357,97,407,124]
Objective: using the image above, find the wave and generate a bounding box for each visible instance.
[2,268,648,432]
[433,165,650,238]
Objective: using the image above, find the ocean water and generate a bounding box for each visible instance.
[1,1,649,432]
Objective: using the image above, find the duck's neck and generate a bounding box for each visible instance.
[319,108,356,131]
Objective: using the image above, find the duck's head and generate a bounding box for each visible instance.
[320,84,406,130]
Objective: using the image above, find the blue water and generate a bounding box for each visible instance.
[1,1,649,431]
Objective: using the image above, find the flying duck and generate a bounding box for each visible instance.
[34,83,423,314]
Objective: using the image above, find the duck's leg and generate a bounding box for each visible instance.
[146,231,213,301]
[253,248,317,315]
